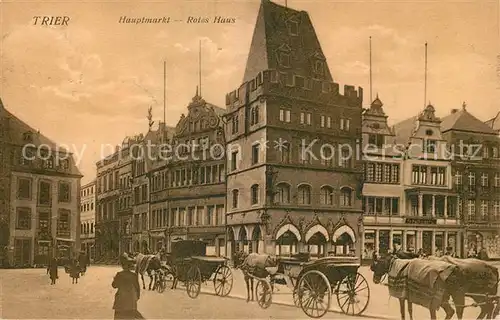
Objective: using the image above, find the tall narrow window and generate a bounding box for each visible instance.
[251,184,259,205]
[251,144,260,165]
[340,187,352,207]
[297,185,311,205]
[232,189,239,208]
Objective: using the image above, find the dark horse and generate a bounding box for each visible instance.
[233,251,278,302]
[134,253,162,290]
[371,252,499,320]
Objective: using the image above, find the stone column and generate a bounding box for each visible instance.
[432,231,436,255]
[444,231,449,250]
[375,230,380,253]
[456,196,461,218]
[389,230,394,252]
[417,230,423,249]
[432,195,436,217]
[418,194,423,216]
[444,196,448,218]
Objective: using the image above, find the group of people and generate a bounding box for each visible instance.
[45,253,90,285]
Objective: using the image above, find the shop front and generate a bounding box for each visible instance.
[465,228,500,259]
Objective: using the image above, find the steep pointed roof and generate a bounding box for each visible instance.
[441,108,497,134]
[393,116,418,145]
[485,111,500,132]
[242,0,333,83]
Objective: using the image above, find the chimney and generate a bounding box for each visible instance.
[451,109,459,114]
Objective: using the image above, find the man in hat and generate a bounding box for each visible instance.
[112,253,143,319]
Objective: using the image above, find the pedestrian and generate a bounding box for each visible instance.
[70,259,80,284]
[112,253,144,320]
[48,257,59,285]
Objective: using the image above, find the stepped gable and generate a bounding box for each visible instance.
[441,107,497,135]
[242,0,333,83]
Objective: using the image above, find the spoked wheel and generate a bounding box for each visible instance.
[186,265,201,299]
[256,279,272,309]
[336,272,370,316]
[297,270,332,318]
[214,265,233,297]
[292,287,300,306]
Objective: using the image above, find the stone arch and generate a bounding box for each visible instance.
[332,224,356,243]
[275,223,302,242]
[305,224,330,242]
[252,225,262,241]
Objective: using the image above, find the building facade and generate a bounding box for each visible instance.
[441,106,500,258]
[80,180,96,261]
[0,99,82,267]
[225,0,364,258]
[162,92,227,255]
[363,103,462,260]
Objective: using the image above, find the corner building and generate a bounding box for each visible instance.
[225,0,364,258]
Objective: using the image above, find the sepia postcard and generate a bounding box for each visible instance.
[1,0,500,319]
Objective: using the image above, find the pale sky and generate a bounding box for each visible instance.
[1,0,499,184]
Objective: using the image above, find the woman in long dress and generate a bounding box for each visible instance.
[48,258,58,285]
[70,259,80,284]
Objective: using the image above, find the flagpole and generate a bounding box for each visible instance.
[163,60,166,134]
[199,40,202,97]
[424,42,428,107]
[369,36,372,103]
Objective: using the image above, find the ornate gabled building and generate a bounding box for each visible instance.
[360,96,404,260]
[224,0,364,258]
[387,104,460,257]
[441,105,500,258]
[0,98,82,267]
[161,90,227,255]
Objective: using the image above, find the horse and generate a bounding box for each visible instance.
[232,251,279,302]
[371,252,463,320]
[133,252,163,290]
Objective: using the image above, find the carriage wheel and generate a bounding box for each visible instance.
[186,265,201,299]
[297,270,332,319]
[256,279,272,309]
[292,287,300,306]
[336,272,370,316]
[214,265,233,297]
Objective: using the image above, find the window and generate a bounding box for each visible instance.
[231,115,239,134]
[494,201,500,220]
[468,172,476,187]
[297,185,311,205]
[16,208,31,230]
[279,52,290,67]
[494,173,500,187]
[368,134,384,148]
[315,60,324,74]
[320,146,333,167]
[295,76,305,88]
[483,146,489,158]
[250,106,259,126]
[38,181,51,205]
[280,142,290,163]
[322,82,331,93]
[251,144,259,165]
[230,151,239,171]
[206,206,214,225]
[288,20,298,35]
[58,182,71,202]
[425,139,437,154]
[38,211,49,230]
[299,145,312,164]
[17,178,31,200]
[326,116,332,128]
[232,189,239,208]
[481,200,489,219]
[340,187,352,207]
[493,147,499,158]
[412,165,427,184]
[57,209,70,237]
[339,147,351,168]
[251,184,259,205]
[481,173,489,187]
[320,186,333,205]
[365,163,375,181]
[455,171,463,185]
[320,115,325,128]
[274,183,290,204]
[279,109,291,123]
[340,118,350,131]
[467,200,475,218]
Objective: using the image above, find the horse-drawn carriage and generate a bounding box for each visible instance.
[239,252,370,318]
[163,240,233,299]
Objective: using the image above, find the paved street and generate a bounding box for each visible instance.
[2,263,500,319]
[0,266,370,319]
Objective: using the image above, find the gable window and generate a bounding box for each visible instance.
[340,118,350,131]
[58,182,71,202]
[251,144,260,165]
[231,115,239,134]
[251,184,259,205]
[368,134,384,148]
[232,189,239,208]
[279,52,290,67]
[294,76,305,88]
[250,106,259,126]
[425,139,437,154]
[321,82,332,93]
[297,185,311,205]
[16,207,31,230]
[314,60,324,74]
[279,109,291,123]
[38,181,51,205]
[17,178,31,200]
[274,183,290,204]
[288,20,298,35]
